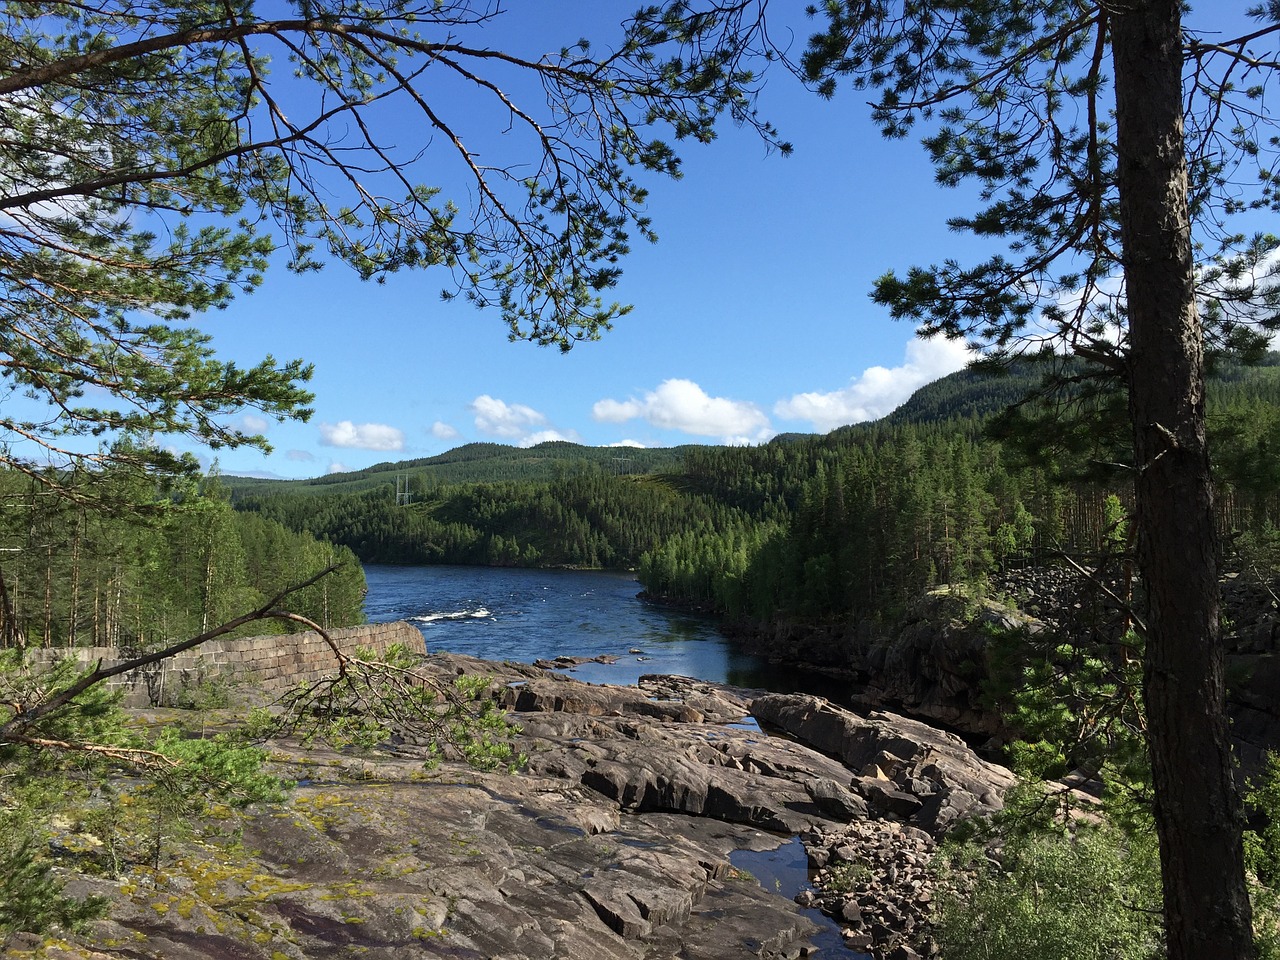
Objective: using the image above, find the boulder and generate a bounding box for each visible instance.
[805,777,869,821]
[751,693,1016,833]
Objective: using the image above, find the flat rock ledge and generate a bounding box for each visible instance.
[9,654,1015,960]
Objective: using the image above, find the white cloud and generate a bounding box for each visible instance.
[319,420,405,451]
[237,413,270,434]
[593,379,773,443]
[286,449,317,462]
[592,398,642,422]
[470,395,548,439]
[774,337,971,432]
[607,439,647,448]
[430,420,460,440]
[327,461,350,474]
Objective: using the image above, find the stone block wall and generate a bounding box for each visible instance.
[22,621,425,708]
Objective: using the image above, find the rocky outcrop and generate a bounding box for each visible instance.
[40,757,823,960]
[18,621,426,708]
[15,656,1017,960]
[856,590,1038,736]
[729,588,1041,737]
[734,567,1280,781]
[751,693,1017,834]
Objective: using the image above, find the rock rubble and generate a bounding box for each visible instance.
[798,820,944,957]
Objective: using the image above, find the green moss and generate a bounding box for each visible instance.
[318,880,375,900]
[293,792,357,833]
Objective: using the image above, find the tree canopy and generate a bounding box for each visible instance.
[802,0,1280,372]
[0,0,781,496]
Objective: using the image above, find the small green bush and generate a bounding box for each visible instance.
[934,803,1162,960]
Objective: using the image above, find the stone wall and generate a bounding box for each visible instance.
[23,621,425,708]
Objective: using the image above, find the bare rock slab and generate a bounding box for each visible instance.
[19,656,1018,960]
[751,693,1016,833]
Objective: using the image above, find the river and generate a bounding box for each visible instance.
[363,563,868,957]
[362,563,844,696]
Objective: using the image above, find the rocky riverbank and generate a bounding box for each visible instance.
[6,653,1017,960]
[726,564,1280,778]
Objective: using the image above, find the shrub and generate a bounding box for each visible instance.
[934,799,1162,960]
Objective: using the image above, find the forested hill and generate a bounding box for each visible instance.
[225,441,693,495]
[228,358,1280,599]
[874,352,1280,430]
[875,363,1046,427]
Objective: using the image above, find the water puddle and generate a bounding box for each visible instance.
[730,837,871,959]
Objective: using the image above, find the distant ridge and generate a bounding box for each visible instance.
[225,440,698,495]
[879,365,1045,426]
[225,368,1051,495]
[876,352,1280,429]
[227,354,1280,496]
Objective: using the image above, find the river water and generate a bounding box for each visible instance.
[363,563,868,958]
[362,563,844,695]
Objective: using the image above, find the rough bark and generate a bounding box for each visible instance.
[1111,1,1255,956]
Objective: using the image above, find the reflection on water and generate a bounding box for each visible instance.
[363,564,847,696]
[731,837,813,898]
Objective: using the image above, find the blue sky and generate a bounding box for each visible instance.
[202,3,981,479]
[148,3,1260,478]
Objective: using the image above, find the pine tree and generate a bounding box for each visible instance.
[802,2,1279,952]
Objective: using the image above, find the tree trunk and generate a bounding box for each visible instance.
[1111,2,1255,956]
[0,562,22,650]
[69,509,83,645]
[42,544,53,647]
